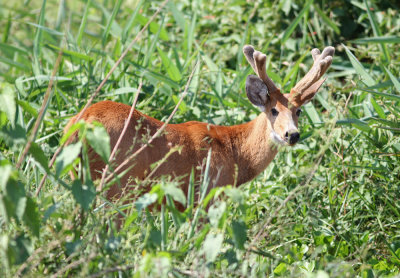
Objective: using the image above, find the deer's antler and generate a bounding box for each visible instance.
[290,46,335,105]
[243,45,279,94]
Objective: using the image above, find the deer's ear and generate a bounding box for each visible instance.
[245,75,269,108]
[300,78,326,105]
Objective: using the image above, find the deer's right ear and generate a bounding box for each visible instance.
[246,75,269,108]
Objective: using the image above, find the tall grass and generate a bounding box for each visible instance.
[0,0,399,276]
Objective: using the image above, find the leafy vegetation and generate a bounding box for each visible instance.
[1,0,400,276]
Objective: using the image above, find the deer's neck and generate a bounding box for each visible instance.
[229,112,279,185]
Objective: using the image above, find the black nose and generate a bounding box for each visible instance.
[285,131,300,145]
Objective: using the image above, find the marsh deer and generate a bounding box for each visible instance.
[65,46,334,201]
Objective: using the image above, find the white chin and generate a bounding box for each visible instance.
[270,130,287,146]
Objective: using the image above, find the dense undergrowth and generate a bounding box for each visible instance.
[0,0,400,277]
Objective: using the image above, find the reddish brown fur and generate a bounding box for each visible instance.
[65,46,334,203]
[65,97,289,200]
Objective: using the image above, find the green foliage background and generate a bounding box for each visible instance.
[0,0,400,276]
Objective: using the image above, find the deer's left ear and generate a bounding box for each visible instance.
[292,78,326,106]
[245,75,269,108]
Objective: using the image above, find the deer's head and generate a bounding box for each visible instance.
[243,45,334,146]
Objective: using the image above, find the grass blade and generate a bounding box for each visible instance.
[2,12,12,43]
[351,36,400,44]
[384,67,400,93]
[33,0,47,76]
[47,44,93,61]
[186,10,197,59]
[359,88,400,101]
[364,0,390,62]
[157,47,182,82]
[314,4,340,34]
[121,0,144,43]
[281,0,313,44]
[102,0,123,46]
[77,0,91,47]
[342,44,375,86]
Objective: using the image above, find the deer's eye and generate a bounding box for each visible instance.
[296,109,302,117]
[271,108,279,116]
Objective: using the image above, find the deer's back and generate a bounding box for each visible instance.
[65,101,237,197]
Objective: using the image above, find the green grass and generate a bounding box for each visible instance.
[1,0,400,277]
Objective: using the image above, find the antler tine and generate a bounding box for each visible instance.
[293,46,335,94]
[243,45,279,93]
[253,51,278,93]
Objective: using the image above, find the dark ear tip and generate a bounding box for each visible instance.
[246,74,259,82]
[243,45,255,54]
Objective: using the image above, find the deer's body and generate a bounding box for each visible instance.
[66,99,279,198]
[66,45,334,201]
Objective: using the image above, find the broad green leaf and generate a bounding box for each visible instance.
[162,184,186,206]
[86,124,110,163]
[0,83,16,126]
[60,121,84,145]
[71,180,96,211]
[201,233,223,262]
[23,197,40,237]
[2,178,26,223]
[0,124,27,147]
[16,100,38,117]
[342,44,376,86]
[208,202,226,227]
[232,220,247,250]
[135,193,158,211]
[157,47,182,82]
[135,13,169,41]
[13,235,33,264]
[29,142,49,172]
[0,160,13,190]
[55,142,82,177]
[274,262,288,275]
[225,187,244,204]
